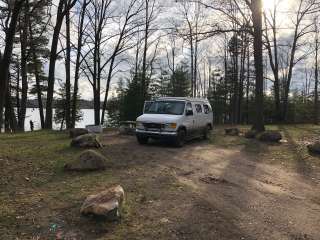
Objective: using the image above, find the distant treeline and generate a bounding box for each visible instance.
[23,99,98,110]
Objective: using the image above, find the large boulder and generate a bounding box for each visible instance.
[70,134,102,148]
[225,128,240,136]
[80,185,125,220]
[307,142,320,155]
[69,128,89,138]
[64,150,107,171]
[244,130,257,139]
[257,130,282,143]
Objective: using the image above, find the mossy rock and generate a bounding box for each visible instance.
[257,131,282,143]
[225,128,240,136]
[70,134,102,148]
[64,150,107,171]
[244,130,257,139]
[307,142,320,155]
[69,128,89,138]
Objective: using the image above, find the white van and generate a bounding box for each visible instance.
[135,97,213,147]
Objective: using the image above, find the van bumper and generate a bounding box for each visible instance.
[136,129,178,138]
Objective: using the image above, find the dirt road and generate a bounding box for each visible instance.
[99,132,320,240]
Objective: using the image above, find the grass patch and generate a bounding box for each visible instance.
[209,125,320,169]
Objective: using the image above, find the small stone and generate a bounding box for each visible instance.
[160,218,170,223]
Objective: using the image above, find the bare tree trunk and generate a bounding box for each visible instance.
[190,39,194,97]
[141,0,149,101]
[15,61,20,117]
[45,0,76,129]
[314,17,319,124]
[5,86,18,132]
[251,0,265,132]
[238,37,247,124]
[45,0,65,129]
[72,0,89,128]
[65,0,71,129]
[18,2,29,131]
[264,7,281,122]
[246,46,250,124]
[29,21,45,129]
[0,0,24,133]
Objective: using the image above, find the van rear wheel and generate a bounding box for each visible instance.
[203,125,210,140]
[174,129,186,147]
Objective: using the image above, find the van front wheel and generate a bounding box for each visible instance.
[137,135,149,145]
[173,129,186,147]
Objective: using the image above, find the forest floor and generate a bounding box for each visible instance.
[1,125,320,240]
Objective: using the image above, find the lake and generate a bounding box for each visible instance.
[24,108,102,131]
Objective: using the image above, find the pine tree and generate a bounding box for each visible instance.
[27,0,50,129]
[169,65,191,97]
[54,84,83,130]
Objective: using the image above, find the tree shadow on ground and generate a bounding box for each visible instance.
[278,125,312,177]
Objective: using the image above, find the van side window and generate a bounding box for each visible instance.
[195,104,202,114]
[186,102,193,115]
[203,104,210,114]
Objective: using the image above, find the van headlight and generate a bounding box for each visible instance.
[164,123,177,131]
[136,121,144,129]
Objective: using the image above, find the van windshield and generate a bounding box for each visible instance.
[145,101,185,115]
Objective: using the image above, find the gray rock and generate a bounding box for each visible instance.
[80,185,125,220]
[257,131,282,142]
[307,142,320,154]
[225,128,240,136]
[70,134,102,148]
[64,150,107,171]
[244,130,257,139]
[69,128,89,138]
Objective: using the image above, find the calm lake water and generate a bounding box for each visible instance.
[25,108,101,131]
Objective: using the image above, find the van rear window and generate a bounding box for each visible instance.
[203,104,210,114]
[195,104,202,113]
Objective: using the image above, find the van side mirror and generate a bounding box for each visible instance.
[186,109,193,116]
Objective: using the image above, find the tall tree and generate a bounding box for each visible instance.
[28,0,50,129]
[0,0,25,132]
[71,0,90,128]
[314,16,319,124]
[100,0,143,125]
[82,0,113,125]
[45,0,76,129]
[17,0,30,131]
[64,0,72,129]
[248,0,265,132]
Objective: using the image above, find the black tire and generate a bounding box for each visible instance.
[173,129,186,147]
[203,125,211,140]
[137,135,149,145]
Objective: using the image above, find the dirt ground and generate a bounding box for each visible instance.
[1,125,320,239]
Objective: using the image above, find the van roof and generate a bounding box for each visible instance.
[156,97,209,103]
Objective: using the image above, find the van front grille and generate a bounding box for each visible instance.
[143,123,163,130]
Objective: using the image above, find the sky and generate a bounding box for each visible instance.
[2,0,317,100]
